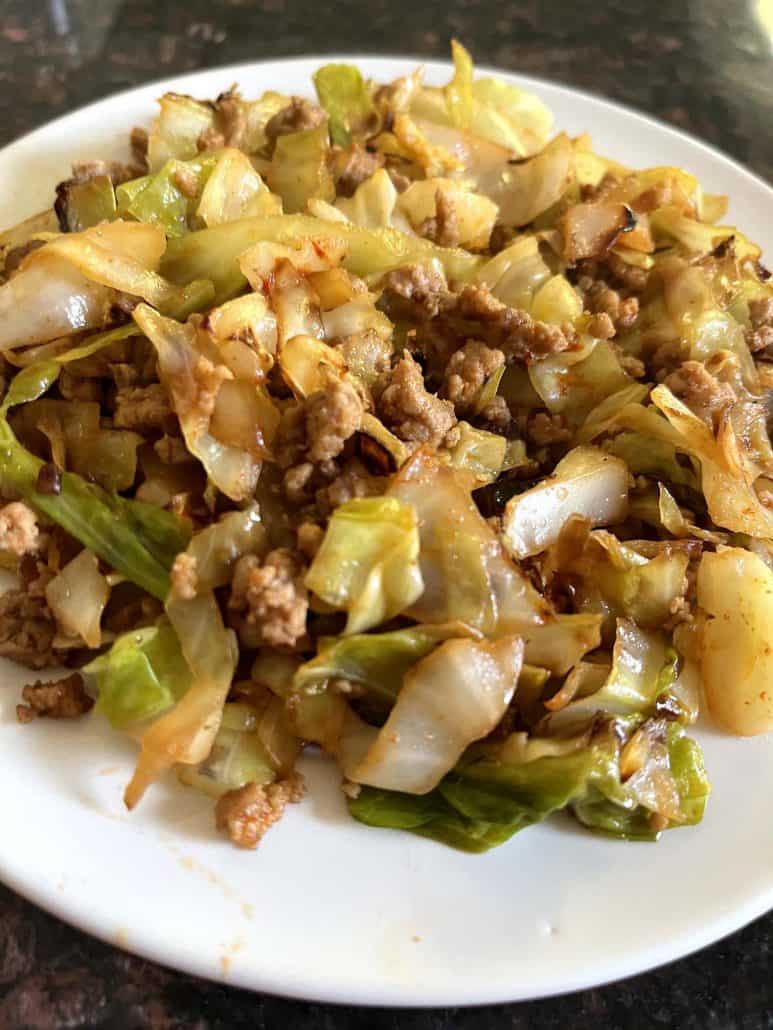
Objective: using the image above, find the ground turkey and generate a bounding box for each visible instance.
[332,144,384,197]
[113,384,172,431]
[662,360,736,430]
[747,297,773,355]
[304,377,363,463]
[264,97,325,149]
[0,503,38,557]
[16,673,93,723]
[378,265,452,322]
[377,352,457,446]
[392,283,579,372]
[215,772,305,849]
[441,341,505,414]
[228,548,308,649]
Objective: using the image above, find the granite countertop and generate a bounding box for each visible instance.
[1,0,773,1027]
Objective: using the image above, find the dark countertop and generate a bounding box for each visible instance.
[1,1,772,1027]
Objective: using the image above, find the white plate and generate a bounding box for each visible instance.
[1,56,773,1008]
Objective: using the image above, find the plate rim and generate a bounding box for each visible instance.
[0,53,772,1007]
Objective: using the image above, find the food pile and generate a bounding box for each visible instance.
[2,43,772,851]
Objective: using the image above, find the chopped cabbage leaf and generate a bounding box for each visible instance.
[0,417,189,599]
[85,622,192,729]
[313,64,378,146]
[197,149,281,227]
[56,175,117,232]
[336,169,412,231]
[45,549,109,649]
[305,496,424,634]
[573,722,709,839]
[444,40,474,130]
[125,519,240,807]
[398,178,498,250]
[178,701,282,797]
[293,623,481,712]
[496,133,574,227]
[528,340,632,423]
[475,234,551,309]
[444,422,507,484]
[343,635,523,794]
[389,449,550,635]
[161,214,483,303]
[268,125,335,214]
[116,154,217,237]
[697,547,773,735]
[540,619,669,735]
[502,446,629,559]
[350,727,617,851]
[133,303,266,501]
[651,384,773,537]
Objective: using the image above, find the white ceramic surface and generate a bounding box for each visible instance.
[1,57,772,1007]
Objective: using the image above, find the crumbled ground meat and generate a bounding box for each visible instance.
[16,673,93,723]
[605,251,650,293]
[527,412,572,447]
[0,565,75,668]
[650,338,690,377]
[171,164,200,198]
[441,340,504,414]
[228,548,308,648]
[296,521,324,559]
[378,264,452,321]
[613,344,647,379]
[582,280,640,334]
[58,369,102,402]
[0,591,53,668]
[586,311,616,340]
[332,144,384,197]
[305,377,363,463]
[264,97,325,149]
[419,188,462,248]
[215,772,305,849]
[273,378,375,514]
[170,553,198,600]
[197,89,250,152]
[282,461,315,507]
[110,362,139,389]
[189,357,232,420]
[580,172,621,204]
[577,252,649,298]
[113,384,172,431]
[477,394,512,433]
[154,434,191,465]
[488,223,518,255]
[316,457,385,516]
[416,285,579,369]
[68,159,139,186]
[378,352,457,446]
[746,297,773,355]
[662,360,736,429]
[0,503,38,557]
[130,126,149,172]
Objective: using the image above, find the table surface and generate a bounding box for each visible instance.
[1,0,773,1026]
